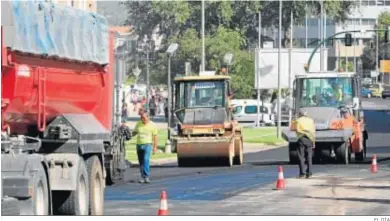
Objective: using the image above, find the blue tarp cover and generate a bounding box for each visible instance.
[2,0,109,64]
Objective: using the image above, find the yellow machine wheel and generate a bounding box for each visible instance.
[222,140,234,167]
[233,136,243,165]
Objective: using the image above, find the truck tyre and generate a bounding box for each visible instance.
[105,143,125,185]
[288,143,299,164]
[86,156,104,215]
[54,159,89,215]
[2,197,20,216]
[233,138,243,165]
[337,142,351,165]
[31,163,50,215]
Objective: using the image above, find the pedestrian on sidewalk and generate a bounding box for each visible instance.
[295,109,315,179]
[149,96,157,119]
[132,111,158,184]
[121,101,128,123]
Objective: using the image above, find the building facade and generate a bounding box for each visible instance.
[263,0,390,72]
[50,0,96,12]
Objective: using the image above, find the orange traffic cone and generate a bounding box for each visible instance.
[275,166,285,190]
[371,155,378,173]
[157,191,168,216]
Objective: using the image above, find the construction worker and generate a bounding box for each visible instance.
[132,111,158,184]
[341,108,355,129]
[332,83,343,102]
[295,109,316,179]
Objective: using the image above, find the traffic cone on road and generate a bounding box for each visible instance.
[371,154,378,173]
[157,190,168,216]
[275,166,285,190]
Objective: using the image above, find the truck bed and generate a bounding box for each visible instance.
[1,1,109,65]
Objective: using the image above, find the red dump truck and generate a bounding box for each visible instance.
[1,1,129,215]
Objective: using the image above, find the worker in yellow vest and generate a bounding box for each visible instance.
[295,109,316,179]
[332,83,343,102]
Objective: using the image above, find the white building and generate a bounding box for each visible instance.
[50,0,97,12]
[263,0,390,71]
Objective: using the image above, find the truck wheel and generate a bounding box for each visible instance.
[233,138,243,165]
[337,143,351,165]
[32,163,49,215]
[106,160,115,185]
[54,159,89,215]
[86,156,104,215]
[288,143,299,164]
[106,154,125,185]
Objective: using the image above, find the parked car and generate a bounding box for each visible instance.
[231,99,275,126]
[361,87,372,98]
[382,85,390,99]
[362,78,373,85]
[368,83,384,97]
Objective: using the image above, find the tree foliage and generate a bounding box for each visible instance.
[360,11,390,70]
[122,1,357,98]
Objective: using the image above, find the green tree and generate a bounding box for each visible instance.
[260,1,358,48]
[122,1,358,97]
[361,11,390,70]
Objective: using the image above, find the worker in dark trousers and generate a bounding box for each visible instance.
[296,109,316,179]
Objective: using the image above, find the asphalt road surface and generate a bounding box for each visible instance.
[105,98,390,215]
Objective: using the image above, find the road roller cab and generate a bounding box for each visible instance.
[282,72,368,165]
[172,74,243,167]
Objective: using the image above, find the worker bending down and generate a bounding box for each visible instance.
[295,109,316,179]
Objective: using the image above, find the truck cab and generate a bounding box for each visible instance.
[283,72,367,165]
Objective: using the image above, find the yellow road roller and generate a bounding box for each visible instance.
[171,74,243,167]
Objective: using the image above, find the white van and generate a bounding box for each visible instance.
[231,99,275,126]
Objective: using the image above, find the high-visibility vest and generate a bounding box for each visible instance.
[335,88,343,101]
[296,116,316,143]
[343,115,356,129]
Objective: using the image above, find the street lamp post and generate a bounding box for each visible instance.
[166,43,179,149]
[201,0,205,72]
[277,0,282,139]
[137,36,154,103]
[376,20,379,83]
[320,0,324,72]
[256,11,262,128]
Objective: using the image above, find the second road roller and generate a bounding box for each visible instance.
[170,72,244,167]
